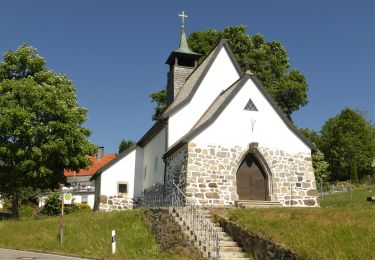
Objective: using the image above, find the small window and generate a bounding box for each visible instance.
[118,183,128,194]
[81,195,88,204]
[244,98,258,111]
[144,166,147,181]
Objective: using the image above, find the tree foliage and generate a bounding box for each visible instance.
[150,25,308,120]
[0,45,97,217]
[299,128,322,149]
[149,87,167,121]
[312,151,330,186]
[320,108,375,181]
[119,139,135,153]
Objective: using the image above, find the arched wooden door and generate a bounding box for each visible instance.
[236,153,268,200]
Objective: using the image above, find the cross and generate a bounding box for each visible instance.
[178,11,188,29]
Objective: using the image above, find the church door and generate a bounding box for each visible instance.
[236,154,268,200]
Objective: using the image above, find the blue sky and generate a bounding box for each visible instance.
[1,1,374,153]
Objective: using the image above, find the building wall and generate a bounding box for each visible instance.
[168,47,241,148]
[192,78,311,154]
[165,77,318,207]
[142,128,166,190]
[183,143,318,207]
[100,148,136,198]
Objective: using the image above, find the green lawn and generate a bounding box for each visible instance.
[215,189,375,259]
[0,210,173,259]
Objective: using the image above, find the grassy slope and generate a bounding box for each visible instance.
[0,210,172,259]
[216,190,375,259]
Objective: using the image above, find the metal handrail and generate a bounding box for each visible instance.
[140,181,221,259]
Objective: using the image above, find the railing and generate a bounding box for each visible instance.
[140,181,221,259]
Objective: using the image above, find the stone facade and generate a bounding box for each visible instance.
[166,142,318,207]
[258,147,318,207]
[98,195,133,211]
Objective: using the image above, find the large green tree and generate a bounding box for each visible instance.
[151,25,308,120]
[320,108,375,181]
[0,45,97,217]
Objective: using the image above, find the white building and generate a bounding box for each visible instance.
[92,21,319,210]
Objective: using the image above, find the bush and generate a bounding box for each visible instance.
[42,193,61,216]
[78,203,91,210]
[41,192,80,216]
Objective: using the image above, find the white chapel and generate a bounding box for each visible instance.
[91,14,319,210]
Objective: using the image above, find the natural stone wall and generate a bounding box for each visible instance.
[98,195,133,211]
[142,208,202,259]
[258,147,318,207]
[183,143,318,207]
[217,216,299,259]
[185,143,243,206]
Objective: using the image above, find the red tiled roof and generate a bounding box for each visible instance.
[64,154,117,177]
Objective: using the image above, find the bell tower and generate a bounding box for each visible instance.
[166,11,200,105]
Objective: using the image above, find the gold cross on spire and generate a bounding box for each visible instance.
[178,11,188,29]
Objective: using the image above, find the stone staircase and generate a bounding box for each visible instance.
[235,200,282,208]
[170,207,249,259]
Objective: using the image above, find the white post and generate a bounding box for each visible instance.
[111,230,116,255]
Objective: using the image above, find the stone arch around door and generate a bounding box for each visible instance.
[234,143,274,201]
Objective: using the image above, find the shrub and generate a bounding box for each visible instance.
[78,203,91,210]
[41,192,80,216]
[42,193,61,216]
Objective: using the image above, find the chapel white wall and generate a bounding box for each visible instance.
[192,78,311,154]
[168,47,241,148]
[100,148,136,198]
[142,128,166,189]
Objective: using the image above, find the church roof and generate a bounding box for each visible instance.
[163,39,243,117]
[164,73,318,158]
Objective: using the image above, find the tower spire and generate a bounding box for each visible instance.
[177,11,191,53]
[165,11,201,104]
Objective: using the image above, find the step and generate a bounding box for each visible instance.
[220,246,243,252]
[220,251,249,258]
[236,200,282,208]
[220,257,249,260]
[220,241,237,247]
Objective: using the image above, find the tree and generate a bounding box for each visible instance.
[119,139,135,153]
[150,25,308,120]
[312,151,330,187]
[149,87,167,121]
[0,45,97,218]
[299,128,322,149]
[320,108,375,181]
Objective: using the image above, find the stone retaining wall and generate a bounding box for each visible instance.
[98,195,133,211]
[142,208,202,259]
[166,142,318,207]
[217,216,299,259]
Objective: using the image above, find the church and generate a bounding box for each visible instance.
[92,14,319,211]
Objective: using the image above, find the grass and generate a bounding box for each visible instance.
[0,210,174,259]
[214,189,375,259]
